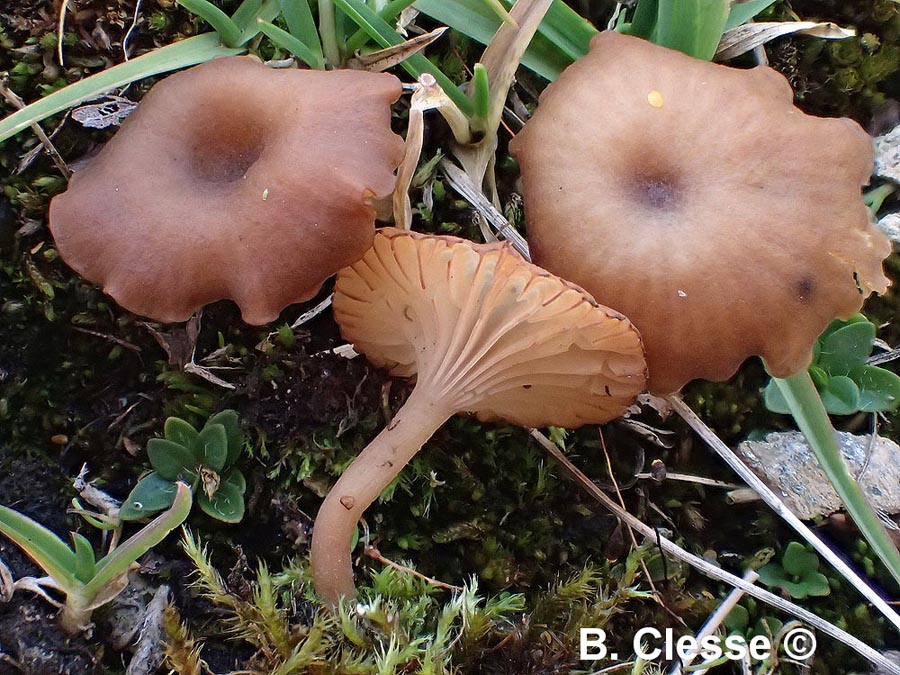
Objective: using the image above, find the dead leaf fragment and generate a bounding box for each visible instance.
[716,21,856,61]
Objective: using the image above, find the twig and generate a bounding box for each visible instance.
[57,0,71,67]
[0,76,70,178]
[667,394,900,635]
[364,545,463,592]
[668,569,759,675]
[439,159,530,258]
[597,429,663,603]
[869,348,900,366]
[633,471,742,489]
[71,326,142,353]
[122,0,145,61]
[529,428,900,674]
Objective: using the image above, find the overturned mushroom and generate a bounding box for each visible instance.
[311,227,647,604]
[49,56,404,325]
[510,31,891,394]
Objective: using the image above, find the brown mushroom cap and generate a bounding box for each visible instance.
[510,31,891,395]
[49,56,404,325]
[311,227,646,605]
[334,227,647,426]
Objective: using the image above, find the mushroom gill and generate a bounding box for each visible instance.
[311,227,647,605]
[49,56,404,325]
[510,31,892,395]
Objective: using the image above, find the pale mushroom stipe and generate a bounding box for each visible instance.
[49,56,405,325]
[510,31,892,395]
[311,228,647,605]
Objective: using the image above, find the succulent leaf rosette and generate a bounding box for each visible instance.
[120,410,246,523]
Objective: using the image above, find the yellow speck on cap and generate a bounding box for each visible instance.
[647,90,664,108]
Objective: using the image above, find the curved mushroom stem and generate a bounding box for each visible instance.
[311,386,454,606]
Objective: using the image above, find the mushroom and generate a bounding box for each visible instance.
[509,31,892,395]
[311,227,647,604]
[49,56,404,325]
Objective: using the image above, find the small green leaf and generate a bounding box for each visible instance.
[797,572,831,597]
[223,469,247,495]
[763,379,790,414]
[724,604,749,631]
[205,410,243,468]
[820,375,861,415]
[279,0,324,62]
[782,541,818,576]
[71,533,97,584]
[350,523,360,552]
[148,438,197,481]
[198,481,245,523]
[164,417,199,449]
[470,63,490,130]
[809,365,829,390]
[850,365,900,412]
[752,617,784,639]
[193,424,229,472]
[119,473,179,521]
[817,321,876,375]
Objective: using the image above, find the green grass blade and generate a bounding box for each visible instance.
[318,0,343,66]
[71,533,97,584]
[345,0,417,54]
[232,0,265,27]
[483,0,516,26]
[87,482,192,596]
[533,0,596,61]
[0,34,244,144]
[258,19,325,68]
[724,0,777,30]
[237,0,282,43]
[335,0,474,116]
[471,62,490,128]
[177,0,243,47]
[279,0,324,60]
[413,0,596,81]
[0,505,81,591]
[620,0,658,38]
[654,0,729,60]
[774,371,900,590]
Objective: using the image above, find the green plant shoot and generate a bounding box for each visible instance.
[766,315,900,415]
[0,482,191,634]
[120,410,247,523]
[758,541,831,599]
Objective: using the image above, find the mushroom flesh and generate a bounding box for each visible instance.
[510,31,891,394]
[49,56,405,325]
[311,227,647,605]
